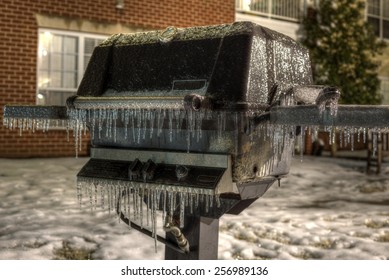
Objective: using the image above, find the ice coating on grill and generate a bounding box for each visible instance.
[62,22,315,188]
[76,21,312,104]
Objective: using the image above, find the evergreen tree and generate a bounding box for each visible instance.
[300,0,386,104]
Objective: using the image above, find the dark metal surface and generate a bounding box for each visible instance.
[165,216,219,260]
[77,158,225,191]
[77,22,312,106]
[270,105,389,127]
[3,105,68,120]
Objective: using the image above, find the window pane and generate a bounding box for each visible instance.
[384,0,389,18]
[38,71,50,88]
[368,17,380,37]
[273,0,296,18]
[63,54,77,71]
[50,53,62,71]
[50,71,61,88]
[383,20,389,39]
[250,0,268,14]
[39,32,50,50]
[39,52,49,69]
[51,35,62,53]
[368,0,380,16]
[84,38,104,70]
[64,36,78,53]
[84,38,98,54]
[84,54,92,71]
[63,72,77,88]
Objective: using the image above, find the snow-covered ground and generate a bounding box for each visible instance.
[0,155,388,260]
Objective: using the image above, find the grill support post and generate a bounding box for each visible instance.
[165,216,219,260]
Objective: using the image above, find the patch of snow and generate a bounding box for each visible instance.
[0,156,388,259]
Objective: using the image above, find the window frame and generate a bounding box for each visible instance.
[367,0,389,40]
[36,28,108,105]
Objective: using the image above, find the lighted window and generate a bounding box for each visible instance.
[37,30,107,106]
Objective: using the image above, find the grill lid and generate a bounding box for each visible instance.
[75,21,313,110]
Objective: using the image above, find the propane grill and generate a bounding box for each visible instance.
[4,22,389,259]
[66,22,317,230]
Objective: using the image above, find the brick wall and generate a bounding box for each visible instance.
[0,0,235,158]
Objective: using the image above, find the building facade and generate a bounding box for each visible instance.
[0,0,235,157]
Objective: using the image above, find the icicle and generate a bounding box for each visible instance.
[209,194,214,209]
[351,127,355,151]
[162,189,167,224]
[372,130,378,158]
[362,127,366,144]
[94,183,98,210]
[127,185,131,229]
[133,183,138,221]
[146,186,150,227]
[195,192,199,209]
[122,185,127,217]
[131,110,136,143]
[140,186,144,228]
[101,185,105,209]
[88,183,93,212]
[172,191,177,217]
[189,193,194,215]
[179,192,185,228]
[142,109,147,140]
[134,185,142,221]
[149,110,156,140]
[153,190,158,253]
[77,181,82,209]
[113,109,118,142]
[74,119,79,158]
[124,109,129,140]
[186,110,192,152]
[300,126,305,162]
[107,184,112,215]
[215,194,221,208]
[157,109,165,137]
[117,185,122,222]
[106,109,111,139]
[174,109,181,133]
[168,109,174,142]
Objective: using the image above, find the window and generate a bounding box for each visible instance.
[37,30,107,106]
[235,0,303,22]
[367,0,389,40]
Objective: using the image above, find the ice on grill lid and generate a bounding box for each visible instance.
[77,22,312,109]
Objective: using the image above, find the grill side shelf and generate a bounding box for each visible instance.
[77,158,225,191]
[269,105,389,127]
[4,105,68,120]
